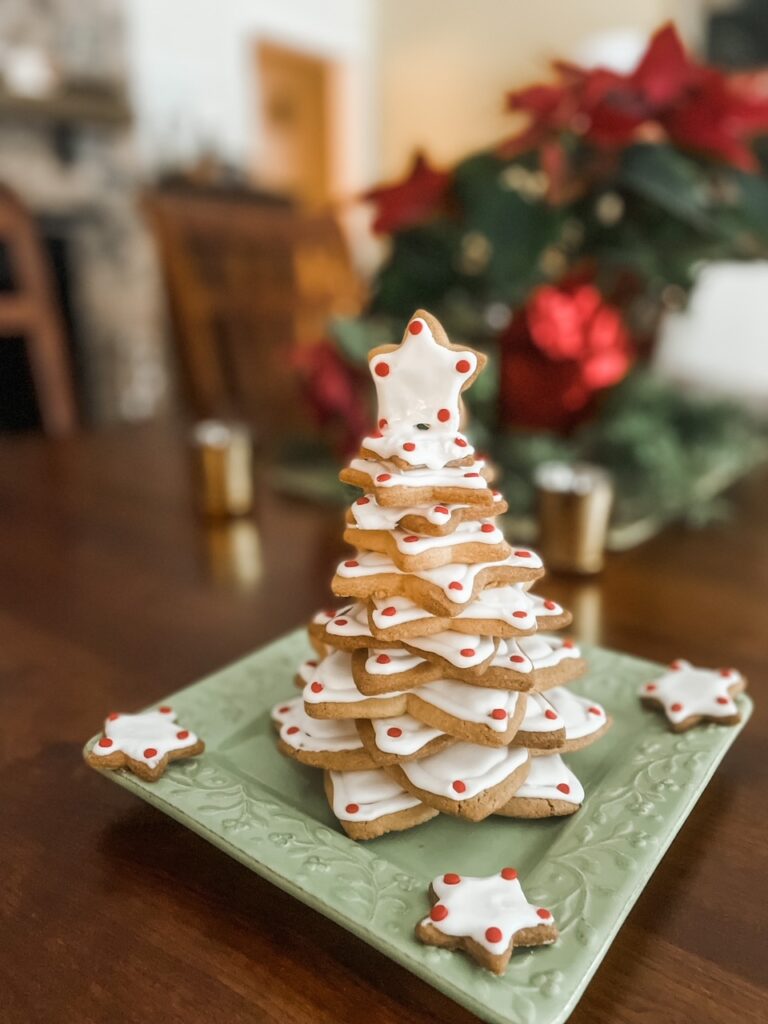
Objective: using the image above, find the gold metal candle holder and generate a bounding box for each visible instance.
[191,420,254,519]
[534,461,614,574]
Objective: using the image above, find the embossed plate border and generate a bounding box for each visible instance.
[85,631,752,1024]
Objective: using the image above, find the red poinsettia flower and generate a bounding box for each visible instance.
[364,152,452,235]
[499,283,633,433]
[501,22,768,171]
[292,339,370,455]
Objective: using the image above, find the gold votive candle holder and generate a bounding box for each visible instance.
[534,461,613,574]
[191,420,254,519]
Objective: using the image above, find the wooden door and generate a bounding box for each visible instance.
[256,42,333,207]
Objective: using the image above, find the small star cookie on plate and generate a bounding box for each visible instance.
[85,707,204,781]
[416,868,558,974]
[639,659,746,732]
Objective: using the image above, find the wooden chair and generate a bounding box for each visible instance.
[0,185,76,436]
[144,187,363,439]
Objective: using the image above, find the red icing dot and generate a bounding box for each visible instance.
[510,655,526,664]
[485,927,503,944]
[408,320,423,334]
[143,747,158,759]
[492,489,501,496]
[324,609,336,618]
[645,683,657,692]
[562,640,574,649]
[671,702,683,712]
[514,550,531,558]
[434,505,449,514]
[437,409,450,423]
[464,472,480,478]
[376,654,391,664]
[716,696,729,705]
[556,783,571,794]
[344,560,358,568]
[443,872,461,885]
[345,803,360,814]
[544,709,558,721]
[512,611,528,619]
[403,535,420,543]
[544,600,557,610]
[370,430,382,439]
[279,706,291,714]
[379,419,388,430]
[455,437,468,448]
[490,708,507,721]
[403,442,416,452]
[376,473,392,483]
[719,668,734,678]
[387,727,403,738]
[176,730,190,740]
[448,581,463,591]
[311,682,324,693]
[382,606,397,617]
[430,903,449,922]
[375,362,389,377]
[334,618,348,626]
[460,648,476,658]
[98,737,113,748]
[306,660,318,668]
[480,523,495,533]
[588,706,602,716]
[356,497,370,506]
[501,867,518,880]
[670,660,683,670]
[537,908,552,920]
[452,780,467,794]
[107,712,120,722]
[286,726,300,735]
[456,359,471,373]
[158,706,172,714]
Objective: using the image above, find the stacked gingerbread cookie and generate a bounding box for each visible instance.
[273,310,611,839]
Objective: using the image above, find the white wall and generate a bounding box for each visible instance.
[123,0,376,194]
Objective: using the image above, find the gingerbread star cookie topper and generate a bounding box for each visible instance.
[416,868,558,974]
[361,311,488,471]
[85,707,205,782]
[639,659,746,732]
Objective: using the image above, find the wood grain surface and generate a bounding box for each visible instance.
[1,422,765,1024]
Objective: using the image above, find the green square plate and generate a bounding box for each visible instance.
[85,632,752,1024]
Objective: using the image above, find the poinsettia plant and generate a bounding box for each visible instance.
[292,24,768,530]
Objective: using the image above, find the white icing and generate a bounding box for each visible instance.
[519,692,564,734]
[383,519,504,556]
[335,550,542,605]
[91,708,199,769]
[370,714,445,756]
[271,696,364,753]
[513,753,584,805]
[371,585,537,632]
[362,427,475,472]
[401,741,528,800]
[407,630,497,668]
[364,647,426,676]
[413,680,523,732]
[324,601,373,640]
[329,767,421,821]
[346,457,491,493]
[350,493,502,531]
[545,687,606,740]
[297,657,323,685]
[303,649,403,705]
[494,635,581,675]
[365,316,479,472]
[639,659,743,726]
[424,870,555,954]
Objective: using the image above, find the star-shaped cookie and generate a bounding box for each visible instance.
[85,707,204,781]
[639,659,746,732]
[416,868,558,974]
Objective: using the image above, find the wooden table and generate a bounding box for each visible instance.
[2,423,766,1024]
